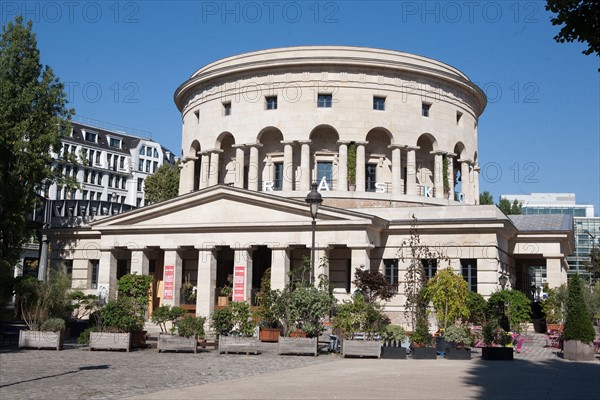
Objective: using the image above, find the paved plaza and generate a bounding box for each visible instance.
[1,332,599,400]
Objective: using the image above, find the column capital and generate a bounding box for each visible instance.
[336,140,351,145]
[245,143,263,149]
[445,152,457,158]
[388,144,405,150]
[182,155,198,162]
[473,163,481,172]
[201,148,224,155]
[297,140,312,145]
[194,245,217,251]
[232,144,246,149]
[430,150,447,156]
[458,158,473,164]
[347,244,376,250]
[354,141,369,146]
[405,146,420,151]
[280,140,295,145]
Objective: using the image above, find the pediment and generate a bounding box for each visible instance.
[91,185,377,230]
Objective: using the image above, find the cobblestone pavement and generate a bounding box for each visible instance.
[1,332,597,400]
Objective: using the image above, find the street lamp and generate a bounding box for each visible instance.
[499,274,508,290]
[305,182,323,284]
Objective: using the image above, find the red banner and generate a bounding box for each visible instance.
[232,265,246,302]
[163,265,174,300]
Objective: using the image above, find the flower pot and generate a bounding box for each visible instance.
[289,329,307,338]
[410,346,437,359]
[278,336,318,356]
[348,184,356,192]
[563,340,594,361]
[217,296,229,307]
[157,333,197,353]
[342,339,381,358]
[445,346,472,360]
[89,332,131,352]
[482,346,513,360]
[218,336,260,355]
[259,327,280,342]
[18,330,63,351]
[381,345,407,359]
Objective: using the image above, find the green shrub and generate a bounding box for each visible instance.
[563,274,595,343]
[332,293,389,340]
[466,291,487,325]
[77,327,94,345]
[99,297,144,333]
[40,317,66,332]
[151,305,185,333]
[211,306,234,336]
[176,315,206,339]
[381,324,406,345]
[443,324,473,346]
[486,290,531,332]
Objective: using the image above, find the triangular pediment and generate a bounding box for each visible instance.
[91,185,380,231]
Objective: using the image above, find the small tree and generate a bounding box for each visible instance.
[465,291,487,325]
[584,244,600,281]
[143,162,180,204]
[541,284,568,324]
[425,267,469,330]
[352,268,395,304]
[479,191,494,205]
[486,290,531,332]
[563,274,595,344]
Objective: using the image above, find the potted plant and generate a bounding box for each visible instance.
[480,320,514,360]
[15,273,70,351]
[212,301,259,355]
[563,274,595,361]
[443,324,473,360]
[180,275,196,305]
[381,324,407,359]
[409,288,437,359]
[89,296,141,352]
[66,290,98,339]
[218,275,233,307]
[114,273,153,348]
[256,268,281,343]
[157,307,206,354]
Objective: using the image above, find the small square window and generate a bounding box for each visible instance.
[84,131,97,142]
[456,111,463,125]
[373,96,385,111]
[266,96,278,110]
[317,94,332,108]
[109,138,121,148]
[421,103,431,117]
[223,102,232,116]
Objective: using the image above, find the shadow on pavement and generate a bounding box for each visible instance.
[0,364,110,388]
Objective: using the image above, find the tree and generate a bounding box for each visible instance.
[510,199,522,215]
[486,290,531,332]
[584,244,600,280]
[425,267,469,330]
[143,162,180,204]
[352,268,395,303]
[563,274,595,343]
[0,17,73,301]
[498,198,522,215]
[545,0,600,57]
[479,191,494,205]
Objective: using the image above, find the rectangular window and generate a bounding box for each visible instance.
[137,178,143,192]
[116,259,129,280]
[421,259,438,280]
[90,171,96,184]
[366,163,377,192]
[95,151,101,165]
[85,131,97,142]
[108,175,114,188]
[146,147,152,156]
[90,260,99,289]
[107,153,113,168]
[422,102,431,117]
[109,138,121,148]
[136,198,142,207]
[266,96,278,110]
[88,150,94,164]
[138,159,144,171]
[139,146,145,155]
[373,96,385,111]
[153,161,158,173]
[121,178,126,190]
[384,259,399,291]
[316,161,333,188]
[119,156,125,170]
[83,190,88,199]
[273,162,283,190]
[153,148,159,158]
[461,259,477,292]
[145,160,151,173]
[317,94,332,108]
[63,260,73,285]
[96,192,101,200]
[223,102,231,116]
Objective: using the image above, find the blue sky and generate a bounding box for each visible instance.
[4,1,598,213]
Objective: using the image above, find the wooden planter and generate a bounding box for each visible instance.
[19,330,63,351]
[342,340,381,358]
[445,347,472,360]
[381,345,407,359]
[89,332,131,352]
[278,336,318,356]
[411,346,437,359]
[482,346,513,360]
[259,327,280,342]
[157,333,197,353]
[218,336,259,355]
[563,340,594,361]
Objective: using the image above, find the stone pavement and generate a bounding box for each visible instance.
[1,332,598,400]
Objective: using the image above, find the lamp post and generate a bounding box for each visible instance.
[305,182,323,284]
[499,274,508,290]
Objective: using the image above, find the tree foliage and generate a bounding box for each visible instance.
[143,161,180,204]
[0,16,73,302]
[486,290,531,332]
[425,267,469,330]
[584,244,600,280]
[352,268,395,303]
[479,191,494,205]
[498,198,522,215]
[332,292,389,340]
[563,274,595,343]
[545,0,600,57]
[465,291,487,325]
[541,283,568,324]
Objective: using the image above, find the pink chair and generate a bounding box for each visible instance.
[512,333,525,353]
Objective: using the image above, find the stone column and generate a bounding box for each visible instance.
[37,234,49,282]
[98,249,117,302]
[406,146,419,196]
[460,160,471,203]
[129,246,148,275]
[432,151,444,199]
[349,247,372,293]
[178,157,194,195]
[299,141,311,191]
[248,144,261,191]
[355,142,367,192]
[389,144,403,195]
[208,150,222,187]
[473,163,480,205]
[196,246,217,318]
[234,248,253,302]
[545,257,567,288]
[447,153,456,201]
[337,141,348,191]
[199,151,210,190]
[233,145,245,188]
[282,141,294,191]
[162,249,182,306]
[270,247,290,290]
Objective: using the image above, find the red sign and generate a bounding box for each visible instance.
[232,266,246,302]
[163,265,174,300]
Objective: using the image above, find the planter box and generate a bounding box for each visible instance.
[482,346,513,360]
[259,327,280,342]
[445,347,472,360]
[411,346,437,359]
[435,336,448,353]
[157,333,197,353]
[218,336,259,355]
[381,346,407,359]
[342,340,381,358]
[278,336,318,356]
[19,330,63,350]
[89,332,131,352]
[131,330,147,348]
[563,340,594,361]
